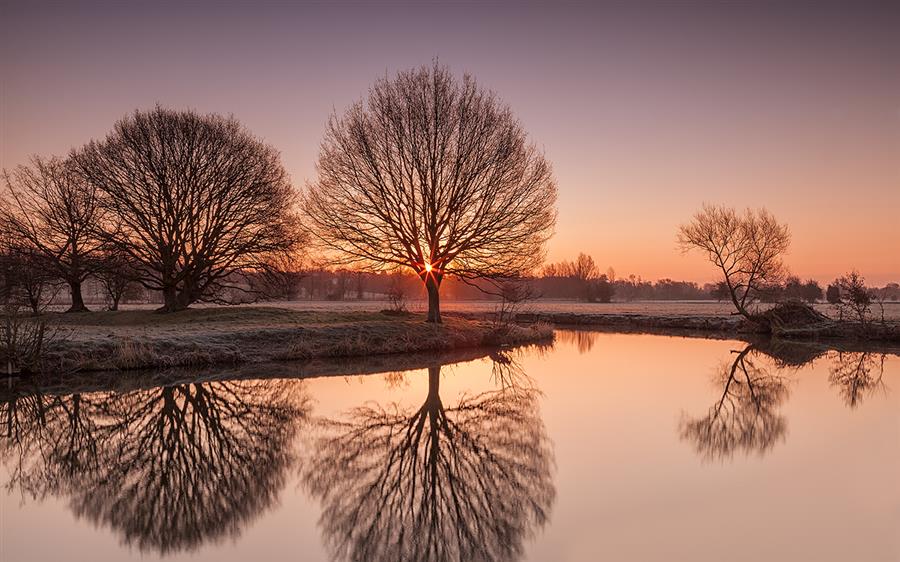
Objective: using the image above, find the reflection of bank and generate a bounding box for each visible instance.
[680,342,890,461]
[0,379,309,555]
[301,356,555,562]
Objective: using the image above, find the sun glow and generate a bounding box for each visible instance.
[424,262,433,273]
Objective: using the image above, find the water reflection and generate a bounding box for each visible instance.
[679,340,893,461]
[679,344,791,461]
[828,351,887,408]
[1,379,309,555]
[554,329,598,354]
[300,355,555,562]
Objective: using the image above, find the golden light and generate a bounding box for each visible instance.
[424,262,433,273]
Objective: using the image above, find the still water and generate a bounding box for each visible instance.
[1,331,898,562]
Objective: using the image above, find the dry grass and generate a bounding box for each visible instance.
[41,307,554,372]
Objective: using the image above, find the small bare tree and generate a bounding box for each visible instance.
[1,156,106,312]
[73,107,304,312]
[678,205,790,321]
[304,63,557,323]
[2,244,61,315]
[834,270,875,324]
[95,250,141,311]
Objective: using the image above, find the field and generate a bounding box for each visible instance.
[108,298,900,321]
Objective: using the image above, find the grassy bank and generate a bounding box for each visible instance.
[456,309,900,343]
[38,307,553,372]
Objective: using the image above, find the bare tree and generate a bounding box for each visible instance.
[678,205,790,321]
[834,270,874,324]
[73,107,304,312]
[94,250,142,310]
[2,245,61,315]
[1,156,105,312]
[304,63,557,323]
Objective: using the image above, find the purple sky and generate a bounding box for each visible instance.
[2,1,898,283]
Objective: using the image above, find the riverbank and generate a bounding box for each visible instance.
[37,307,553,372]
[453,309,900,343]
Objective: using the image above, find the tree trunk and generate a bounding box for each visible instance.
[66,280,89,313]
[158,285,184,313]
[425,275,442,324]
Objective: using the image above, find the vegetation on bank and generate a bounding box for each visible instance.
[18,307,553,373]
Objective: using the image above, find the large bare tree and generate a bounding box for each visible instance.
[304,64,557,322]
[678,205,790,321]
[73,107,303,312]
[1,156,105,312]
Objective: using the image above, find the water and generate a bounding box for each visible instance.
[1,331,898,562]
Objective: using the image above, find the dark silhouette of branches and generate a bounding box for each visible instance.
[1,156,106,312]
[94,249,142,310]
[678,205,790,321]
[831,270,876,324]
[679,345,791,461]
[301,363,555,562]
[0,245,61,315]
[0,379,309,555]
[73,106,304,312]
[304,63,557,323]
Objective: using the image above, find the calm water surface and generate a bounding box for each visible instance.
[1,331,898,562]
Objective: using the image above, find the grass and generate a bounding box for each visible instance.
[39,307,554,372]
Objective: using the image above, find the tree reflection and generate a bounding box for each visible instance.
[828,351,887,408]
[679,345,791,461]
[1,379,308,555]
[554,329,598,354]
[301,361,555,562]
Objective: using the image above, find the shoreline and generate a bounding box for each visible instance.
[463,310,900,344]
[16,305,900,375]
[37,308,553,373]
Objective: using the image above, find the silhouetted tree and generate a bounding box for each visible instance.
[1,156,106,312]
[678,205,790,321]
[1,245,60,315]
[304,63,557,323]
[73,107,304,312]
[679,345,791,461]
[593,273,614,303]
[834,270,874,324]
[94,250,141,310]
[826,283,841,305]
[301,363,555,561]
[801,279,823,303]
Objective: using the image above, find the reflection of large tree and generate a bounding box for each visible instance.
[828,351,887,408]
[301,363,555,562]
[679,345,791,461]
[1,379,308,555]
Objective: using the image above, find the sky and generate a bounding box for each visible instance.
[1,1,898,285]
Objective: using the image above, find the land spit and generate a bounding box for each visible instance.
[35,307,553,372]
